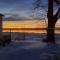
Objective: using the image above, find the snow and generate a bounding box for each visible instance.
[0,41,47,60]
[0,41,60,60]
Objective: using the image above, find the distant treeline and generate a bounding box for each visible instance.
[2,28,60,30]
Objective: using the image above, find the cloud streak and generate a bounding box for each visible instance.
[0,0,59,20]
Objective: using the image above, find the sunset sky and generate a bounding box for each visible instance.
[0,0,59,19]
[3,20,47,33]
[0,0,34,19]
[0,0,60,33]
[3,19,60,33]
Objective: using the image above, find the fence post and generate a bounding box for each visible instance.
[0,14,4,45]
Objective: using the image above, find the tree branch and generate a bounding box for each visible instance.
[54,8,60,19]
[54,0,60,4]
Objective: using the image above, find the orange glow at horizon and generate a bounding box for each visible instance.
[3,20,47,33]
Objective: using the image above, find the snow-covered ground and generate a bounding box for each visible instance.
[1,32,60,60]
[0,40,60,60]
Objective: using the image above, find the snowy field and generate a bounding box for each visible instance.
[0,40,60,60]
[0,41,47,60]
[0,33,60,60]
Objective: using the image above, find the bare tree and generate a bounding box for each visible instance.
[46,0,60,43]
[34,0,60,43]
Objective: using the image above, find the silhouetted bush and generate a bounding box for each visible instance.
[0,35,11,46]
[3,35,11,44]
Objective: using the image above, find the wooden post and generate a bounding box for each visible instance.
[0,14,4,45]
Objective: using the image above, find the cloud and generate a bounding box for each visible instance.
[2,8,33,20]
[0,0,47,19]
[0,0,59,20]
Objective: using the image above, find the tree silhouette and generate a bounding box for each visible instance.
[46,0,60,43]
[34,0,60,43]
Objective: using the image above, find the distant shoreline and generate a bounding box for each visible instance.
[2,19,46,21]
[2,28,60,30]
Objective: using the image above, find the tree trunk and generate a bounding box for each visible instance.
[45,0,56,43]
[42,0,60,43]
[47,19,55,43]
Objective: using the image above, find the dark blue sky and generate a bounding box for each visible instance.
[0,0,35,19]
[0,0,59,19]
